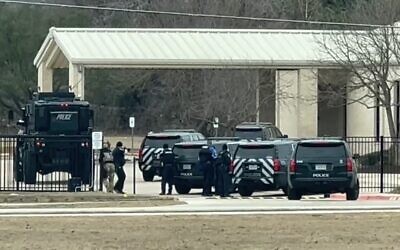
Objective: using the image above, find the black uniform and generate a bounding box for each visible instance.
[216,150,232,197]
[199,147,213,196]
[112,147,126,193]
[160,148,175,195]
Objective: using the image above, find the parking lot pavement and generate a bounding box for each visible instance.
[121,160,400,201]
[121,160,330,200]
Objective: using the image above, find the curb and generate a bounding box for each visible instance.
[330,193,400,201]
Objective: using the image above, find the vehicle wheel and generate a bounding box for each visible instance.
[23,152,37,184]
[175,184,191,194]
[81,151,92,185]
[287,187,302,200]
[346,180,360,201]
[238,185,254,197]
[142,171,155,182]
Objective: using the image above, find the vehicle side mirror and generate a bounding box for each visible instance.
[353,154,360,160]
[16,120,25,127]
[8,110,14,122]
[283,134,288,138]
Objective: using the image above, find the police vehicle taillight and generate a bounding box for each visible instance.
[229,162,234,174]
[139,149,143,159]
[346,158,353,172]
[273,159,281,172]
[289,160,297,172]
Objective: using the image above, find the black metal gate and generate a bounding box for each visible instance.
[346,136,400,193]
[0,135,100,192]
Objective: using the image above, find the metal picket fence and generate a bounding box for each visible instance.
[346,136,400,193]
[0,135,100,192]
[1,134,400,193]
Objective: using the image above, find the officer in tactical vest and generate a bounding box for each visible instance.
[99,141,115,193]
[160,144,175,195]
[199,146,213,196]
[216,144,232,197]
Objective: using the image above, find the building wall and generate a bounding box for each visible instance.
[346,67,400,138]
[275,69,318,138]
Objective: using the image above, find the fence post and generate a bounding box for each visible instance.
[380,136,384,193]
[133,157,136,194]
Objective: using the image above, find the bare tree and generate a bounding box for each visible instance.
[320,26,400,138]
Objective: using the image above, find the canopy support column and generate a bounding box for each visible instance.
[38,63,53,92]
[275,69,318,137]
[69,63,85,100]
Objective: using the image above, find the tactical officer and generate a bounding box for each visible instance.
[99,141,115,193]
[112,141,126,194]
[216,144,232,197]
[199,146,213,196]
[160,144,175,195]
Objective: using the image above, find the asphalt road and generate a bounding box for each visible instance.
[122,156,400,196]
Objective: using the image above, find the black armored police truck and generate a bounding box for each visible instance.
[14,92,93,185]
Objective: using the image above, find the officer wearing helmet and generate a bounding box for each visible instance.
[159,143,175,195]
[112,141,126,194]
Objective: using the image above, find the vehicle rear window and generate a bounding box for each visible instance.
[144,136,181,148]
[235,128,263,140]
[276,144,294,160]
[235,145,274,158]
[173,145,203,160]
[296,143,347,159]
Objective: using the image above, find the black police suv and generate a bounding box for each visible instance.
[139,130,205,181]
[234,122,286,141]
[287,139,360,200]
[173,141,208,194]
[232,141,282,196]
[14,92,93,185]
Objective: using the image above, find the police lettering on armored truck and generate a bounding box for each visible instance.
[14,92,93,185]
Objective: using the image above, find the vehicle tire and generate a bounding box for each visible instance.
[346,180,360,201]
[238,185,254,197]
[287,187,302,200]
[23,152,37,184]
[81,152,91,185]
[175,184,191,194]
[142,171,155,182]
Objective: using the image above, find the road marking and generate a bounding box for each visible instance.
[205,195,326,200]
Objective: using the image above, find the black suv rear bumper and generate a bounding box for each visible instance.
[290,177,355,194]
[174,176,204,188]
[235,177,277,190]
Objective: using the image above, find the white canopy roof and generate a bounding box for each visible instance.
[34,27,341,69]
